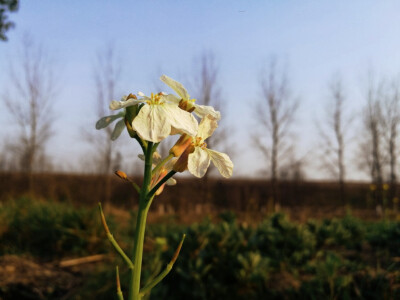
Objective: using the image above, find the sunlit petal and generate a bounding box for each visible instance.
[164,93,181,104]
[188,147,211,178]
[193,104,221,120]
[197,115,218,141]
[132,105,170,142]
[162,104,198,137]
[206,149,233,178]
[160,75,190,100]
[109,98,141,110]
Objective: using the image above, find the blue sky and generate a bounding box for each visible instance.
[1,1,400,179]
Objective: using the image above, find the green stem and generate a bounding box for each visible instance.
[129,142,154,300]
[152,153,173,175]
[139,234,186,297]
[107,232,134,269]
[141,142,154,195]
[131,182,141,194]
[134,136,147,154]
[147,170,176,200]
[129,201,150,300]
[152,142,159,153]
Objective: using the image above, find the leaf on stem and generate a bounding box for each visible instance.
[116,266,124,300]
[98,203,134,270]
[139,234,186,297]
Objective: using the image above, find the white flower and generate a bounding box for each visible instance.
[109,92,198,143]
[160,75,221,120]
[173,115,233,178]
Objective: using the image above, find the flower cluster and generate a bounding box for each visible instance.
[96,75,233,299]
[97,75,233,190]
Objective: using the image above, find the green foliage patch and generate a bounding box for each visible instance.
[148,213,400,299]
[0,197,110,259]
[0,199,399,299]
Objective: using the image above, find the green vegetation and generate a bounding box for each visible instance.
[0,198,399,299]
[0,197,110,259]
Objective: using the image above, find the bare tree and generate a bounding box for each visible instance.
[3,35,56,191]
[380,77,400,200]
[191,51,232,176]
[358,74,385,209]
[279,148,307,182]
[0,142,17,172]
[193,52,221,140]
[253,59,298,210]
[317,76,353,204]
[85,44,123,206]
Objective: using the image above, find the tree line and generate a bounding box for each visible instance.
[1,37,400,212]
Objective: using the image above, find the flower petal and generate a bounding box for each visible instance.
[111,119,126,141]
[188,147,211,178]
[166,177,177,185]
[164,93,181,104]
[162,104,198,137]
[197,115,218,141]
[206,149,233,178]
[95,112,124,129]
[193,104,221,120]
[132,104,170,142]
[160,75,190,100]
[110,98,141,110]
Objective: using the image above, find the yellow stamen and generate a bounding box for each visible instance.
[146,92,163,105]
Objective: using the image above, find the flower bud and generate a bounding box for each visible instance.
[150,168,169,196]
[170,134,193,157]
[173,144,195,173]
[155,169,169,196]
[127,93,137,100]
[115,170,128,180]
[124,103,139,138]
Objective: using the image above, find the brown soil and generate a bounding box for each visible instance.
[0,255,78,300]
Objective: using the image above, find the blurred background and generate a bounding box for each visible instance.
[1,1,400,299]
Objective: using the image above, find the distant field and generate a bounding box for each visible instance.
[0,172,396,222]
